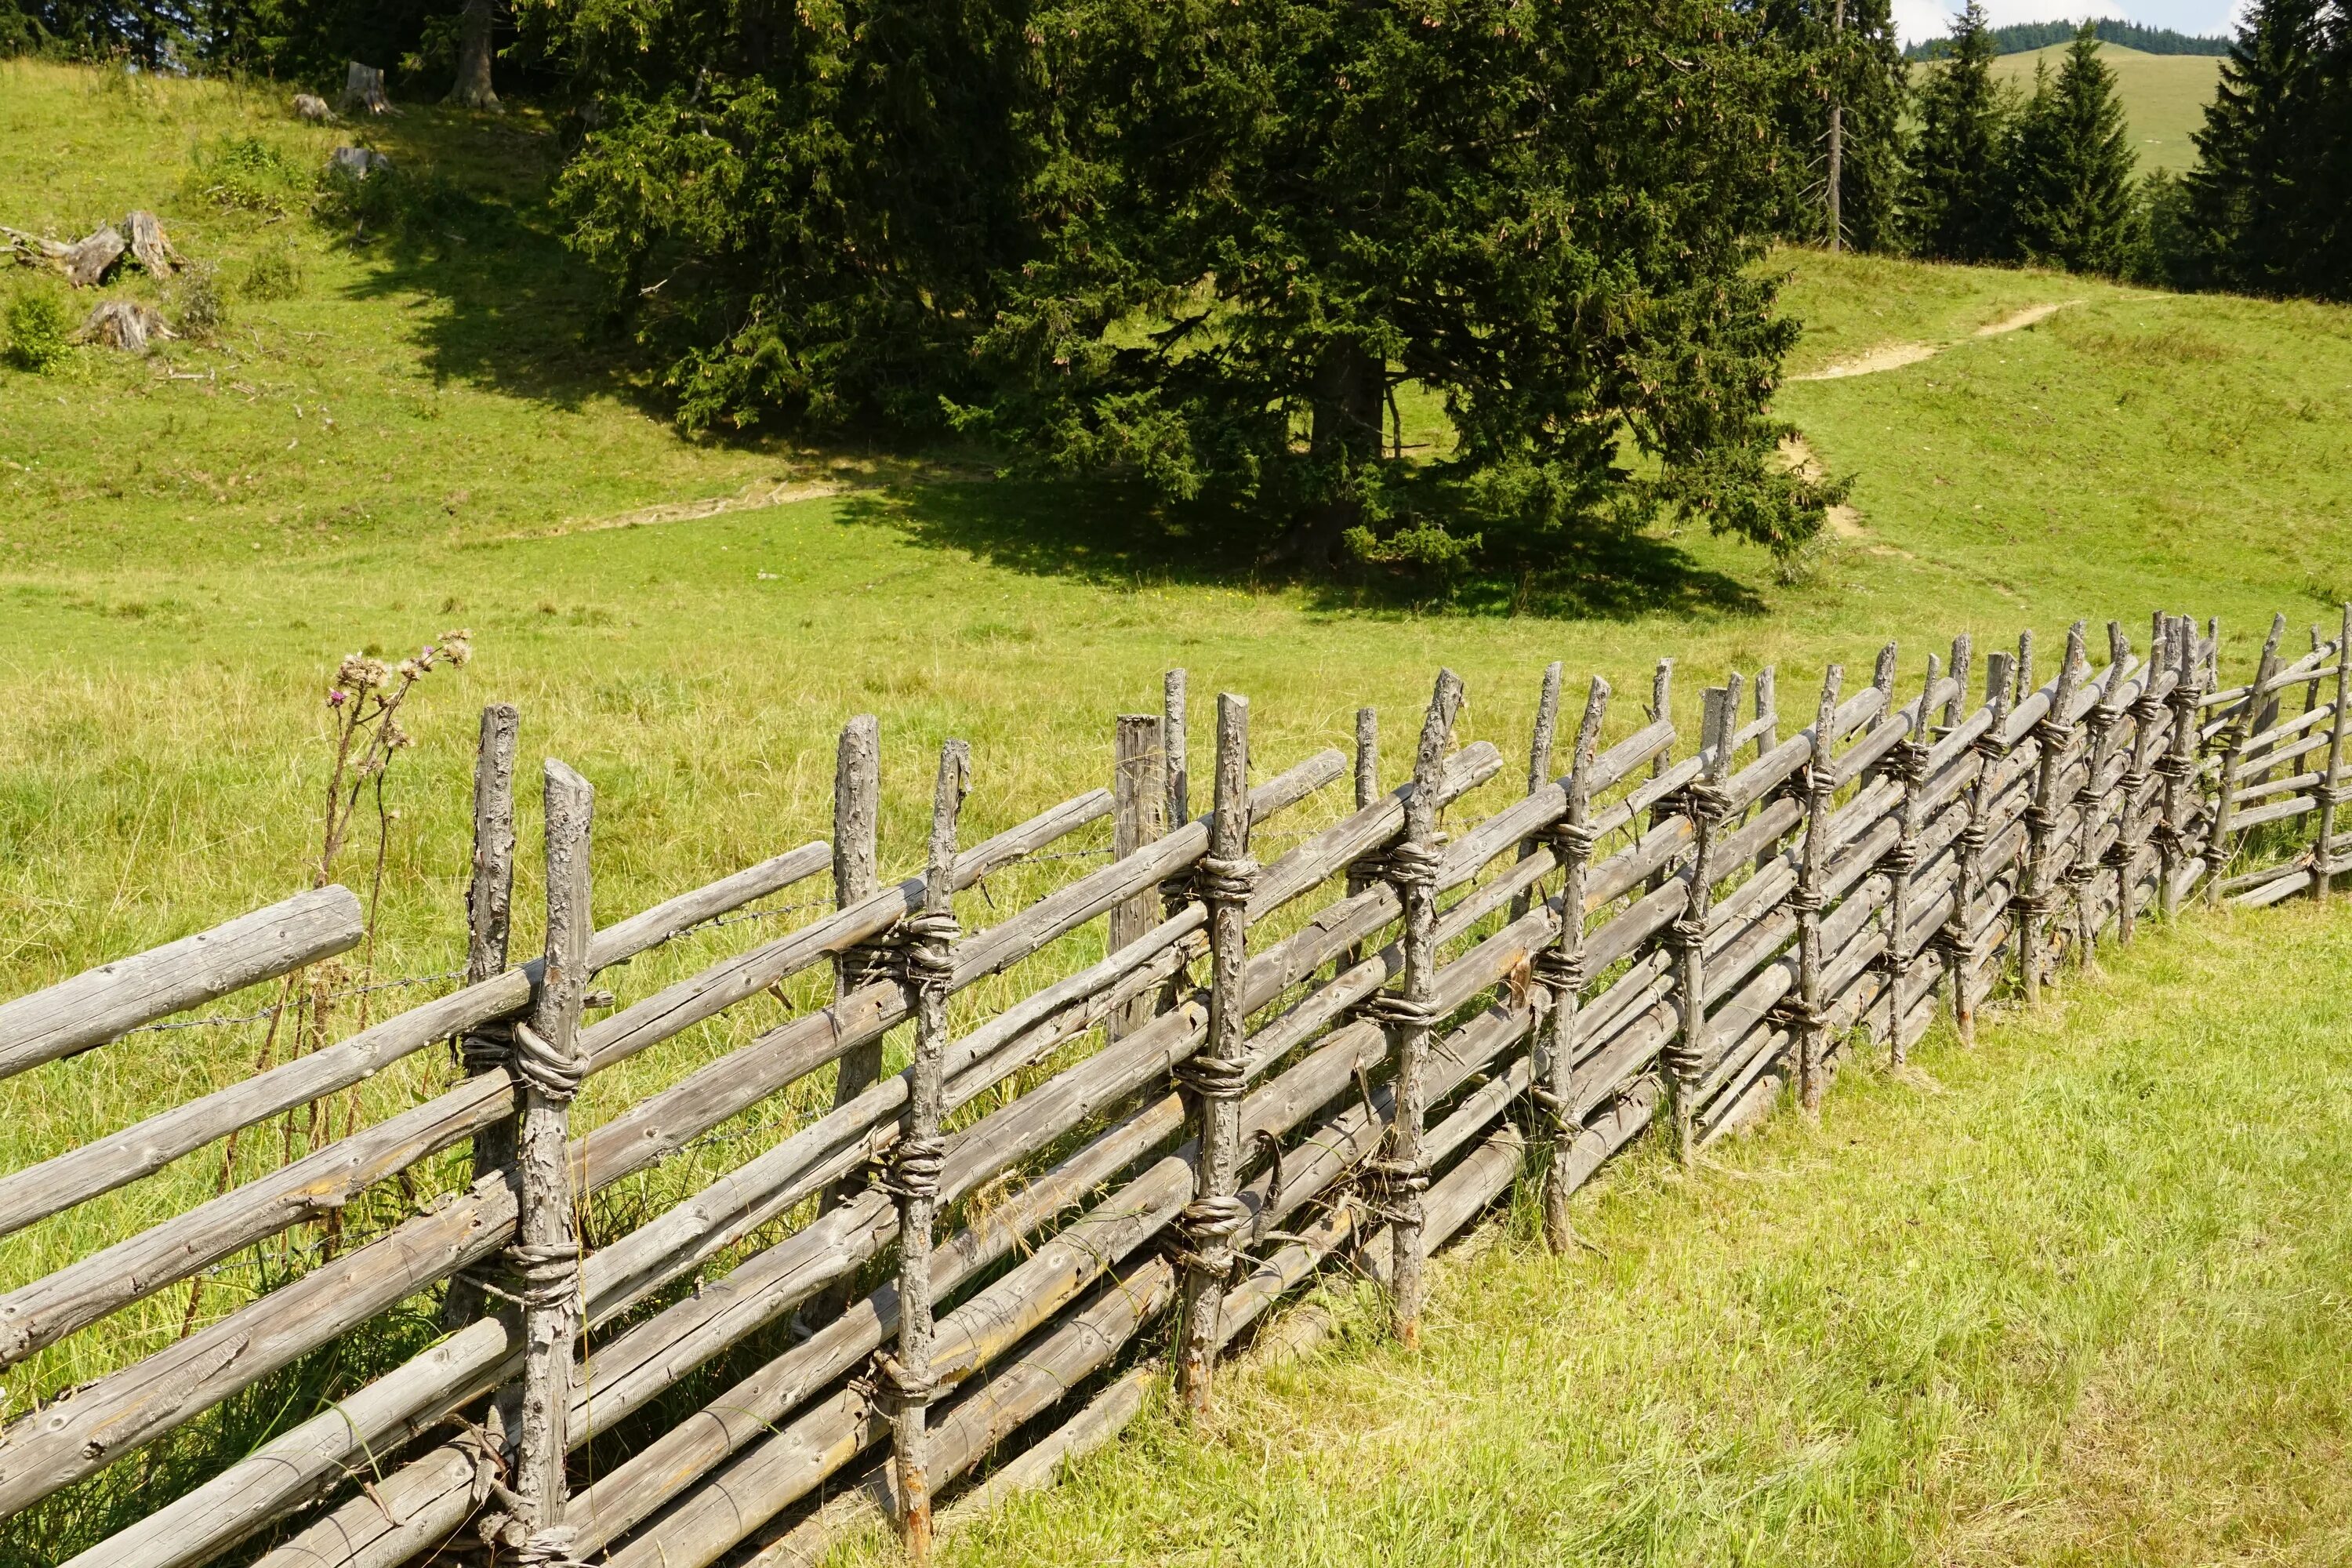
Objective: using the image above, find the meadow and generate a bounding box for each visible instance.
[1987,42,2223,174]
[2,55,2349,1565]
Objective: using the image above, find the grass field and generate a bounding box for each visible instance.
[1988,43,2223,175]
[2,55,2350,1564]
[826,904,2352,1567]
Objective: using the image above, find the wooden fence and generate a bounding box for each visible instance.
[2,605,2347,1567]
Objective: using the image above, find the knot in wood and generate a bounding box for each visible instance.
[877,1134,946,1202]
[1173,1052,1247,1103]
[1195,853,1259,906]
[510,1020,587,1103]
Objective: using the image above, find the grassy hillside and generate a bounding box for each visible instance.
[827,903,2352,1567]
[1989,43,2222,173]
[4,57,2352,1560]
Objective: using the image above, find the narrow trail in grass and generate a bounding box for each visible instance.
[1790,298,2082,381]
[866,905,2352,1568]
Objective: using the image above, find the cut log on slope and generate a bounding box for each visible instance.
[339,62,393,116]
[329,147,392,180]
[74,300,176,354]
[5,223,125,287]
[292,93,336,122]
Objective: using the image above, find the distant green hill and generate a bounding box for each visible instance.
[1986,42,2223,173]
[1906,18,2228,58]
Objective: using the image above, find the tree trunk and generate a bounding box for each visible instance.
[1283,339,1385,565]
[448,0,501,111]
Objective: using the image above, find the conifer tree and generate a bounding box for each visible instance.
[1906,1,2012,261]
[2180,0,2330,293]
[1760,0,1910,252]
[2006,25,2140,274]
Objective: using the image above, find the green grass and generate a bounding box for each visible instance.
[1990,43,2223,175]
[831,905,2352,1566]
[4,55,2352,1564]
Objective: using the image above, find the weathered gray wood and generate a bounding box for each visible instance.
[1794,666,1841,1110]
[1511,662,1564,923]
[0,840,827,1253]
[2318,607,2350,898]
[1882,655,1934,1065]
[1384,670,1461,1345]
[442,703,521,1332]
[1109,714,1167,1041]
[811,713,884,1316]
[1947,651,2013,1043]
[339,60,392,114]
[2019,622,2086,1001]
[933,1363,1152,1530]
[0,885,363,1084]
[1540,677,1607,1250]
[92,756,1359,1568]
[1175,695,1253,1409]
[1164,669,1189,827]
[1645,658,1675,893]
[885,741,967,1563]
[1666,683,1735,1160]
[2160,619,2203,920]
[498,760,593,1555]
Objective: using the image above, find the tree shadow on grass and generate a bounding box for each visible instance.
[838,477,1770,622]
[312,109,676,418]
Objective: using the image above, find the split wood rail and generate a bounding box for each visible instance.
[2,604,2347,1568]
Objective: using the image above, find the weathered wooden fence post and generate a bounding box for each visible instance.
[2158,618,2202,919]
[1645,659,1674,894]
[1174,695,1254,1409]
[2071,624,2129,969]
[2018,622,2086,1004]
[1343,706,1379,971]
[442,702,518,1332]
[1751,667,1778,875]
[2203,615,2281,906]
[1163,670,1189,828]
[1538,677,1608,1252]
[884,741,969,1564]
[1109,713,1167,1040]
[1666,682,1733,1161]
[1511,662,1563,923]
[502,760,593,1563]
[1946,652,2012,1046]
[1794,666,1841,1110]
[2318,605,2351,899]
[1882,655,1934,1065]
[1380,671,1461,1347]
[2114,626,2168,946]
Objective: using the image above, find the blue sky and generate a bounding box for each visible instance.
[1890,0,2246,45]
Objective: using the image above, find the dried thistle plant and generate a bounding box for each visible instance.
[183,630,475,1334]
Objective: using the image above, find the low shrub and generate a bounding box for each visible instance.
[241,248,304,301]
[5,285,72,372]
[190,133,310,216]
[173,262,229,340]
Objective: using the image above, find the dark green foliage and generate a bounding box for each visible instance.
[1905,0,2013,262]
[550,0,1035,435]
[1907,18,2229,60]
[956,0,1829,566]
[2007,27,2141,274]
[2176,0,2335,295]
[0,0,205,63]
[1761,0,1910,253]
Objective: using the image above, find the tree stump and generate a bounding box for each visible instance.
[5,223,127,288]
[73,300,176,354]
[330,147,393,180]
[123,211,180,279]
[292,93,336,123]
[339,62,393,117]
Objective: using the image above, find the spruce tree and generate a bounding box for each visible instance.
[2181,0,2329,294]
[1760,0,1910,252]
[1906,1,2011,261]
[2006,25,2140,274]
